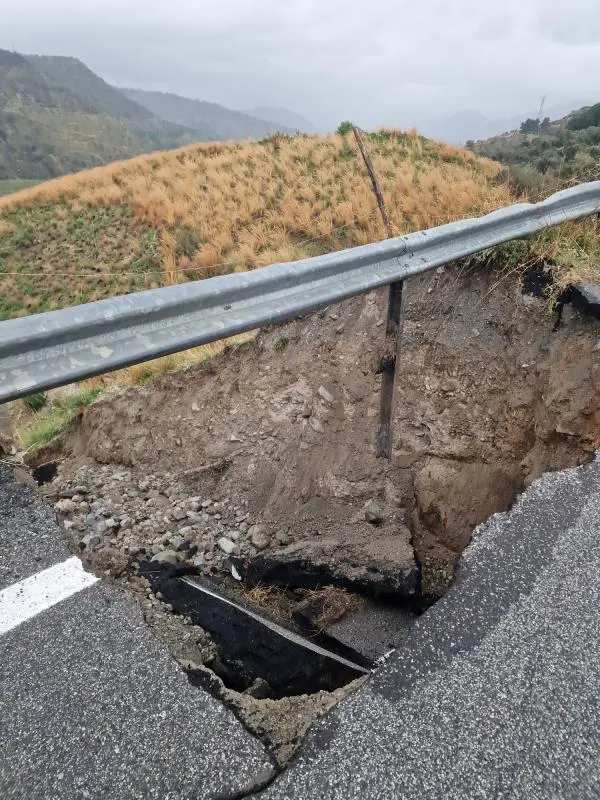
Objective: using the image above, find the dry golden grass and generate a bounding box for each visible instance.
[0,219,14,237]
[0,131,511,288]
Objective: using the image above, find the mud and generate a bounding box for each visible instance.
[45,263,600,597]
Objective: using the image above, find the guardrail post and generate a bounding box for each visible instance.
[376,281,403,458]
[352,126,402,458]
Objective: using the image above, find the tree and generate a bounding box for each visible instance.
[540,117,551,134]
[520,118,540,134]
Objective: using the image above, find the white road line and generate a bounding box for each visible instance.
[0,556,99,637]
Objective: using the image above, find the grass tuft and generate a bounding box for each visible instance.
[20,385,103,451]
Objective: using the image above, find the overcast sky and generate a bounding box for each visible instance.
[3,0,599,137]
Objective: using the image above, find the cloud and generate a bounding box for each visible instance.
[3,0,600,136]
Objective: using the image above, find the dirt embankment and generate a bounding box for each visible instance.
[48,263,600,597]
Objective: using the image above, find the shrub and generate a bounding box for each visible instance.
[336,121,354,136]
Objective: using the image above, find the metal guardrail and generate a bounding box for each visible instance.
[1,181,600,403]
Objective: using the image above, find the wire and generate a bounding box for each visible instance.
[0,209,383,280]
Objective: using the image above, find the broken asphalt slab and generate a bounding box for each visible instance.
[571,283,600,319]
[0,466,274,800]
[258,456,600,799]
[238,526,418,600]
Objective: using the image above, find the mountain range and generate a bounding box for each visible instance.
[0,49,312,180]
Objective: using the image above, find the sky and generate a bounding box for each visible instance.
[3,0,600,139]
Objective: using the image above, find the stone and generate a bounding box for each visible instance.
[79,533,101,550]
[169,534,187,551]
[244,677,272,700]
[250,525,270,551]
[300,403,313,418]
[201,500,213,509]
[275,530,291,546]
[191,553,205,568]
[364,499,386,525]
[218,537,236,555]
[55,498,76,514]
[171,507,187,521]
[150,550,180,565]
[105,517,119,530]
[318,386,334,403]
[309,417,324,433]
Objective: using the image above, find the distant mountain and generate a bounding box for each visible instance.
[417,104,585,145]
[120,88,294,140]
[243,106,316,132]
[0,48,200,180]
[28,55,199,151]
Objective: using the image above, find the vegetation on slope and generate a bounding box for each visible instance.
[0,130,511,320]
[470,104,600,196]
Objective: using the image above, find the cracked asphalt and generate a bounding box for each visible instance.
[2,455,600,799]
[0,465,274,800]
[259,456,600,799]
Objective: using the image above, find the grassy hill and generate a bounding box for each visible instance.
[0,131,515,321]
[120,88,294,140]
[470,105,600,195]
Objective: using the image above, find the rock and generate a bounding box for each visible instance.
[171,507,187,521]
[364,499,385,525]
[169,534,187,551]
[150,550,181,565]
[309,417,324,433]
[191,553,205,568]
[55,498,76,514]
[104,517,119,530]
[218,537,236,555]
[275,530,291,546]
[250,525,270,551]
[318,385,334,403]
[79,533,101,550]
[201,500,213,509]
[244,677,273,699]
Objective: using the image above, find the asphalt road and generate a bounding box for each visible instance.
[0,465,274,800]
[260,456,600,799]
[3,455,600,799]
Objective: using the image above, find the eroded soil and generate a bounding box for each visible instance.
[30,262,600,762]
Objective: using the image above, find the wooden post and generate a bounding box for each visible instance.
[352,126,403,459]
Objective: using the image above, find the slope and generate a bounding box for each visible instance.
[120,88,292,140]
[470,104,600,193]
[0,130,512,320]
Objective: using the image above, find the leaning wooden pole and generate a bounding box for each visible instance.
[352,126,403,459]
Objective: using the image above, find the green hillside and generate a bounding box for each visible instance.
[469,105,600,193]
[0,49,199,180]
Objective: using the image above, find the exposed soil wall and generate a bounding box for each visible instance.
[52,263,600,596]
